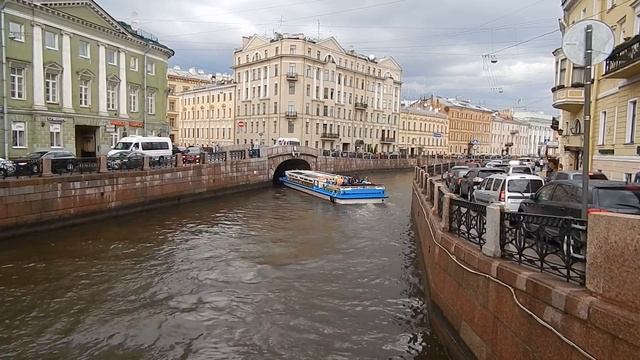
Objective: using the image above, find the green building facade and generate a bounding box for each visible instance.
[0,0,174,158]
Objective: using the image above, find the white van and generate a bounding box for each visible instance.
[108,136,172,159]
[275,137,301,146]
[472,173,544,212]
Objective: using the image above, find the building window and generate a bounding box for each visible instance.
[274,64,279,76]
[50,123,62,148]
[11,122,26,147]
[130,57,138,71]
[9,22,24,42]
[79,79,91,107]
[45,31,58,50]
[107,50,118,65]
[598,111,607,145]
[289,82,295,95]
[626,99,637,143]
[10,66,25,100]
[273,121,277,133]
[147,90,156,115]
[274,102,278,114]
[290,45,296,55]
[79,40,90,58]
[129,86,139,113]
[45,72,59,103]
[557,58,567,86]
[274,83,278,96]
[107,82,118,111]
[146,61,155,75]
[288,122,294,133]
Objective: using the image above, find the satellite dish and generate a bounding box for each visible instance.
[562,19,614,66]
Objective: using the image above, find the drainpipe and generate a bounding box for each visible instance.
[143,47,150,135]
[1,1,8,158]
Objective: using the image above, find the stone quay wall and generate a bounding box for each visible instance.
[411,172,640,360]
[0,156,429,238]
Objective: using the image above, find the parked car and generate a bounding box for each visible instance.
[507,166,534,175]
[107,151,144,170]
[13,150,76,175]
[518,180,640,217]
[172,145,184,155]
[459,167,506,200]
[549,170,608,181]
[473,173,545,211]
[443,166,469,185]
[108,136,172,160]
[0,157,15,177]
[183,146,203,164]
[485,160,503,168]
[449,169,470,194]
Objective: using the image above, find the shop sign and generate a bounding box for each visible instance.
[111,120,126,127]
[47,116,66,123]
[129,121,144,128]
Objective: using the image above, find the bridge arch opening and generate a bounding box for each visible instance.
[273,159,311,185]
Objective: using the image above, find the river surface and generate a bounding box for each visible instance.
[0,171,449,360]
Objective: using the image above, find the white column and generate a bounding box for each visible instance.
[32,23,46,110]
[340,75,345,104]
[98,43,108,116]
[118,50,128,119]
[313,68,318,98]
[266,66,270,98]
[61,32,73,112]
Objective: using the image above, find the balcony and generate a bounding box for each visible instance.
[285,111,298,119]
[561,134,583,150]
[380,137,396,144]
[286,72,298,81]
[604,35,640,79]
[355,102,368,110]
[321,132,340,139]
[552,85,584,112]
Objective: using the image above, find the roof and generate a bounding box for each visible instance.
[400,106,447,119]
[168,67,215,82]
[552,180,631,188]
[435,96,494,113]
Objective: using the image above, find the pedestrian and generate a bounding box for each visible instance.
[634,169,640,183]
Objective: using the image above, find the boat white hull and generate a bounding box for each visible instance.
[281,180,385,204]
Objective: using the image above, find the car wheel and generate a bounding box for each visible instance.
[66,162,75,172]
[158,156,165,166]
[31,164,39,174]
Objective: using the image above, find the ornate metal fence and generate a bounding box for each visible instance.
[149,156,177,169]
[207,152,227,163]
[449,199,487,247]
[501,212,587,285]
[71,158,100,174]
[437,187,444,217]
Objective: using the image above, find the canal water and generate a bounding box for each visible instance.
[0,171,449,359]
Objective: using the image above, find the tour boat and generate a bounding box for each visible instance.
[280,170,387,204]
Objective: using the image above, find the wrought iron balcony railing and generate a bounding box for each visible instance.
[355,102,368,110]
[604,35,640,77]
[285,111,298,119]
[321,132,340,139]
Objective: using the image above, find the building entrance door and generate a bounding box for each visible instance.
[75,126,98,158]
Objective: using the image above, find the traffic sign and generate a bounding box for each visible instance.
[237,120,245,128]
[472,139,480,145]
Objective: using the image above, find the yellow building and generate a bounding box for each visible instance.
[554,0,640,180]
[167,66,216,143]
[412,96,493,155]
[399,107,448,156]
[177,82,236,147]
[232,33,402,152]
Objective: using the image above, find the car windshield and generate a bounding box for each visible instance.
[478,170,504,178]
[597,188,640,209]
[27,152,47,159]
[508,179,543,193]
[511,167,531,174]
[114,142,133,150]
[185,147,201,154]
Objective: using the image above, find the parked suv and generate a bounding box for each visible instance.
[507,166,534,175]
[14,150,76,175]
[459,167,506,200]
[518,180,640,217]
[443,166,469,186]
[182,146,203,164]
[472,173,544,211]
[549,171,608,181]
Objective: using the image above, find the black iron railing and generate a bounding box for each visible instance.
[604,35,640,75]
[501,212,587,285]
[207,152,227,163]
[450,199,487,247]
[71,158,100,174]
[149,156,176,169]
[437,187,444,218]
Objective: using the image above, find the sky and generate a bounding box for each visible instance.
[100,0,563,114]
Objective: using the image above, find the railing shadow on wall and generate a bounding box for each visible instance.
[413,166,588,286]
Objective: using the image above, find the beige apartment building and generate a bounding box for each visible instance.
[554,0,640,180]
[177,81,236,147]
[167,66,216,143]
[232,33,402,153]
[490,112,530,157]
[399,106,448,156]
[411,96,493,155]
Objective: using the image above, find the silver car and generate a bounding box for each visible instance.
[472,173,545,212]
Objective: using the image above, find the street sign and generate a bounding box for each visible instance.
[105,124,116,133]
[562,20,614,66]
[546,141,559,148]
[471,139,480,145]
[433,132,442,138]
[237,121,245,128]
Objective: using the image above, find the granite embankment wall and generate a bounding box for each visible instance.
[0,156,421,238]
[411,178,640,360]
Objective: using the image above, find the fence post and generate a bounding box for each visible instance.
[422,173,429,195]
[433,184,441,213]
[143,156,150,170]
[98,156,108,173]
[176,153,184,167]
[42,158,52,177]
[442,193,453,231]
[483,204,503,258]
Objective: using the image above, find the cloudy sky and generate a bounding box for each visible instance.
[100,0,563,114]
